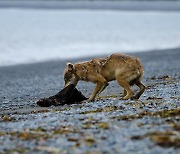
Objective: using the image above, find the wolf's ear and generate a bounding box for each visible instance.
[66,62,74,72]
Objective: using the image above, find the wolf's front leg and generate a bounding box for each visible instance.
[87,82,105,102]
[97,82,109,96]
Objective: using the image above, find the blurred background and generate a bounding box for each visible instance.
[0,0,180,66]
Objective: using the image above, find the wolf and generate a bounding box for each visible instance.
[64,53,146,102]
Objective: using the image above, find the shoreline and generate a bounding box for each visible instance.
[0,0,180,11]
[0,47,180,69]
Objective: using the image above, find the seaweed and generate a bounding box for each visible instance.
[80,105,125,114]
[112,108,180,121]
[131,131,180,148]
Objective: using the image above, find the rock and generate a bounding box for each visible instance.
[37,84,87,107]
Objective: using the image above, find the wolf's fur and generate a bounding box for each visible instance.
[64,53,146,102]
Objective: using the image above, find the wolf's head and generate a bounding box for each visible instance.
[64,62,79,87]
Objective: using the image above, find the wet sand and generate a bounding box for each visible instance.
[0,48,180,153]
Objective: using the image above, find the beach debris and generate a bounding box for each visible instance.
[80,105,125,114]
[131,131,180,148]
[147,75,170,80]
[1,115,15,122]
[84,136,96,146]
[37,84,87,107]
[112,108,180,121]
[97,122,110,130]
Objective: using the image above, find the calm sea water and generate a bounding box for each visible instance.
[0,9,180,66]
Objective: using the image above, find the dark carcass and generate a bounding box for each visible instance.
[37,84,87,107]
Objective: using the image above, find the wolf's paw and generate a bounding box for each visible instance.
[81,98,94,103]
[122,95,134,100]
[122,91,134,100]
[121,97,129,100]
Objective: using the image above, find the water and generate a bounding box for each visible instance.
[0,9,180,66]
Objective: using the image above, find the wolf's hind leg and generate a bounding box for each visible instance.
[121,89,127,97]
[97,82,109,96]
[132,80,146,99]
[116,77,134,100]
